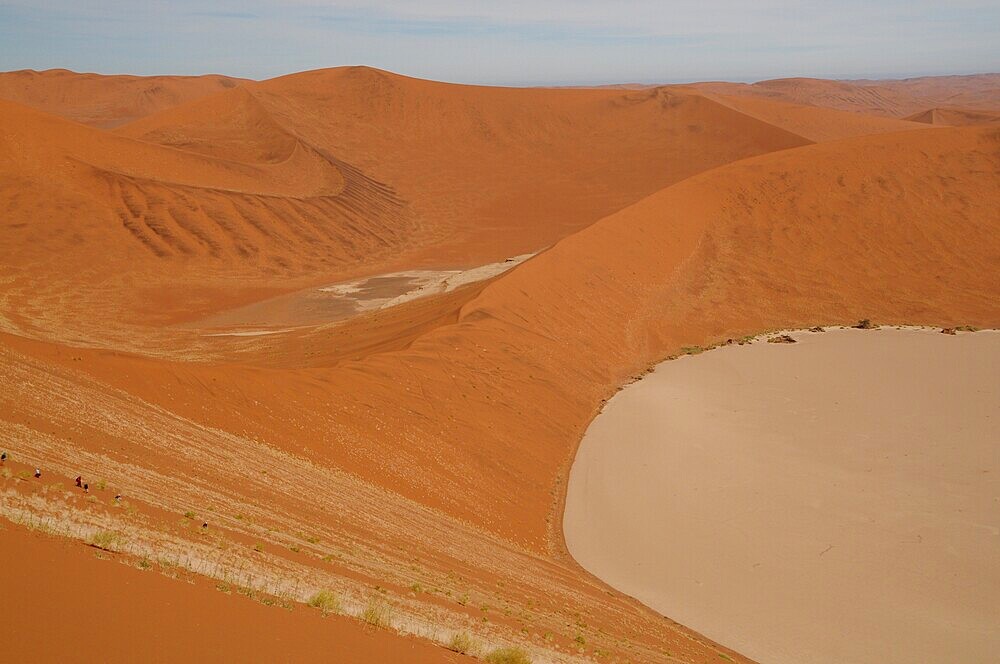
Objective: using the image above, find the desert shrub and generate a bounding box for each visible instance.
[485,646,532,664]
[447,631,480,655]
[307,589,341,615]
[854,318,874,329]
[90,530,122,551]
[361,597,394,629]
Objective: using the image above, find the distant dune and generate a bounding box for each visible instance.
[0,68,997,663]
[0,68,247,128]
[691,73,1000,117]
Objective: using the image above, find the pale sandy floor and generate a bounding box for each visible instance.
[564,328,1000,664]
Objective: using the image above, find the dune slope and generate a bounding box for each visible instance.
[2,72,998,663]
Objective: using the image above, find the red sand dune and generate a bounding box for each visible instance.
[0,68,247,128]
[1,68,998,662]
[905,106,1000,126]
[692,73,1000,118]
[0,526,465,663]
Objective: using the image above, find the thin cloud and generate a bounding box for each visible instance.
[0,1,996,83]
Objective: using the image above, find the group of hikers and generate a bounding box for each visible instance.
[3,452,210,527]
[1,452,122,503]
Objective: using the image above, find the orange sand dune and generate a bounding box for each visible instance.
[0,524,466,663]
[123,67,812,265]
[2,68,998,663]
[2,67,817,348]
[905,106,1000,126]
[704,93,923,140]
[0,68,247,128]
[692,73,1000,118]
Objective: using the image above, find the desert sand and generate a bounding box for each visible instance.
[565,328,1000,664]
[1,67,998,662]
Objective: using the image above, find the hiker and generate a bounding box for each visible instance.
[75,476,83,488]
[83,483,89,493]
[34,468,41,478]
[202,522,208,529]
[114,494,122,503]
[1,451,7,464]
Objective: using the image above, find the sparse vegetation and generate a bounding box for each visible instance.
[183,510,196,519]
[767,334,797,344]
[137,556,152,570]
[485,646,532,664]
[680,345,704,355]
[854,318,875,329]
[361,597,394,629]
[253,542,264,553]
[307,589,341,615]
[89,530,122,551]
[447,631,481,655]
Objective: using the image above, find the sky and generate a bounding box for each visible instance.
[0,1,998,84]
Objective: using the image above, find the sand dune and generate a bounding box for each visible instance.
[705,93,924,140]
[1,67,816,350]
[905,106,1000,126]
[0,68,247,128]
[2,69,998,663]
[693,73,1000,118]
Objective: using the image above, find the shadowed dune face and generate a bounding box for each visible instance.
[0,68,248,128]
[905,106,1000,126]
[2,69,999,663]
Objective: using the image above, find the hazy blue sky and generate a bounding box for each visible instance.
[1,1,997,84]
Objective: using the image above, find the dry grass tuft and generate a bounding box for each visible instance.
[361,597,394,630]
[89,530,122,551]
[307,589,341,615]
[447,631,481,655]
[485,646,532,664]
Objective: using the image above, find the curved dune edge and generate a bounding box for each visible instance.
[1,76,998,663]
[564,326,1000,664]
